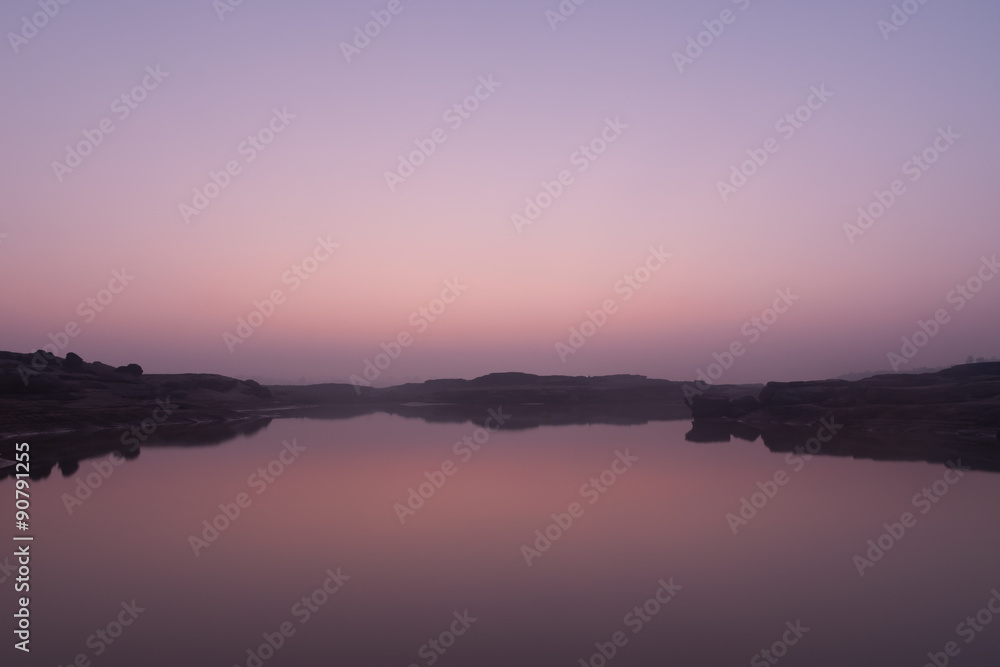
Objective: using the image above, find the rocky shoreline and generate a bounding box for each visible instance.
[687,361,1000,434]
[1,351,998,476]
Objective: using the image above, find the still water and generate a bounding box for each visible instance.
[5,414,1000,666]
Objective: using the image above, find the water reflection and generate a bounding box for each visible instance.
[5,402,1000,483]
[3,416,1000,666]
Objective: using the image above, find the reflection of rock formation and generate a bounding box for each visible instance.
[686,420,742,443]
[764,420,1000,472]
[0,418,272,482]
[686,419,762,443]
[685,416,1000,473]
[287,401,695,431]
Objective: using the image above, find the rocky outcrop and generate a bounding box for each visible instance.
[2,351,999,477]
[2,351,998,451]
[753,363,1000,430]
[683,363,1000,435]
[0,351,275,437]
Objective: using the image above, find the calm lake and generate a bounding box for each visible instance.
[6,415,1000,666]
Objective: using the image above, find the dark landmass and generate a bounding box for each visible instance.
[0,350,759,437]
[1,350,998,478]
[688,362,1000,432]
[686,362,1000,472]
[834,355,999,381]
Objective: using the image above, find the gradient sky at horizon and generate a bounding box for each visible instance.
[1,0,998,385]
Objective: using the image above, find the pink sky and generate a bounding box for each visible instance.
[1,0,998,384]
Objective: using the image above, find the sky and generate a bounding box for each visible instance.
[1,0,998,385]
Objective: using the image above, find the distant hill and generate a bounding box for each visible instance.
[2,350,999,478]
[836,356,999,381]
[2,349,998,443]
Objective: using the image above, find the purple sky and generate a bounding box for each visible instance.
[1,0,998,384]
